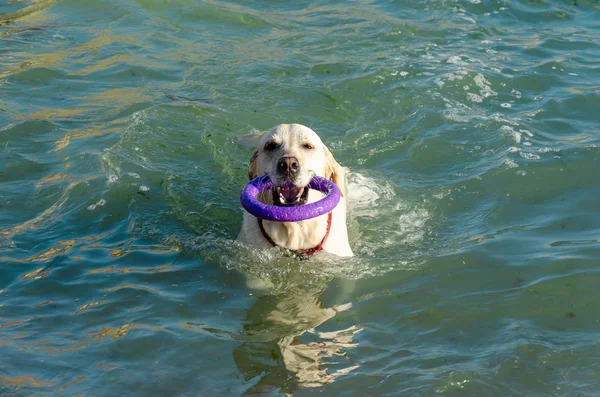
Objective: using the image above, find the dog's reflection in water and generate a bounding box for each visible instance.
[234,276,361,395]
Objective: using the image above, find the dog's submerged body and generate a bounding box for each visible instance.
[237,124,353,257]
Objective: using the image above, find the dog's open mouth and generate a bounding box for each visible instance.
[272,183,310,206]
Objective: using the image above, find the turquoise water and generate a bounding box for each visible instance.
[2,0,600,395]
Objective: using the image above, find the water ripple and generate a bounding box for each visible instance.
[2,0,600,395]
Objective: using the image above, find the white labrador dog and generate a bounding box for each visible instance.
[237,123,353,257]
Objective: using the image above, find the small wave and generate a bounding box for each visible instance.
[0,0,60,24]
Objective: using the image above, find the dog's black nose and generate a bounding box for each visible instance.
[277,156,300,176]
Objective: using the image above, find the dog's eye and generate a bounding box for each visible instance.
[303,143,314,150]
[264,141,279,151]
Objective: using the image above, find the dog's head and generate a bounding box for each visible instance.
[238,124,345,206]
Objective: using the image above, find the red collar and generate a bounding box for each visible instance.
[258,212,333,256]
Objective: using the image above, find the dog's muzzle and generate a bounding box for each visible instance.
[272,156,309,206]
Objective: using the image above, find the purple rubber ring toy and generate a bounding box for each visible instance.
[241,175,341,222]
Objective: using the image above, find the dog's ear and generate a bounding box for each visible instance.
[248,149,259,181]
[238,132,264,180]
[237,132,263,149]
[324,144,346,198]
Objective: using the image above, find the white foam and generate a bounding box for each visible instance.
[491,113,520,126]
[519,129,533,137]
[433,190,451,200]
[474,73,498,98]
[501,125,521,143]
[538,147,559,153]
[467,93,484,103]
[442,99,486,123]
[519,152,540,160]
[346,172,431,255]
[460,16,477,24]
[346,172,394,217]
[397,209,430,244]
[447,55,469,66]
